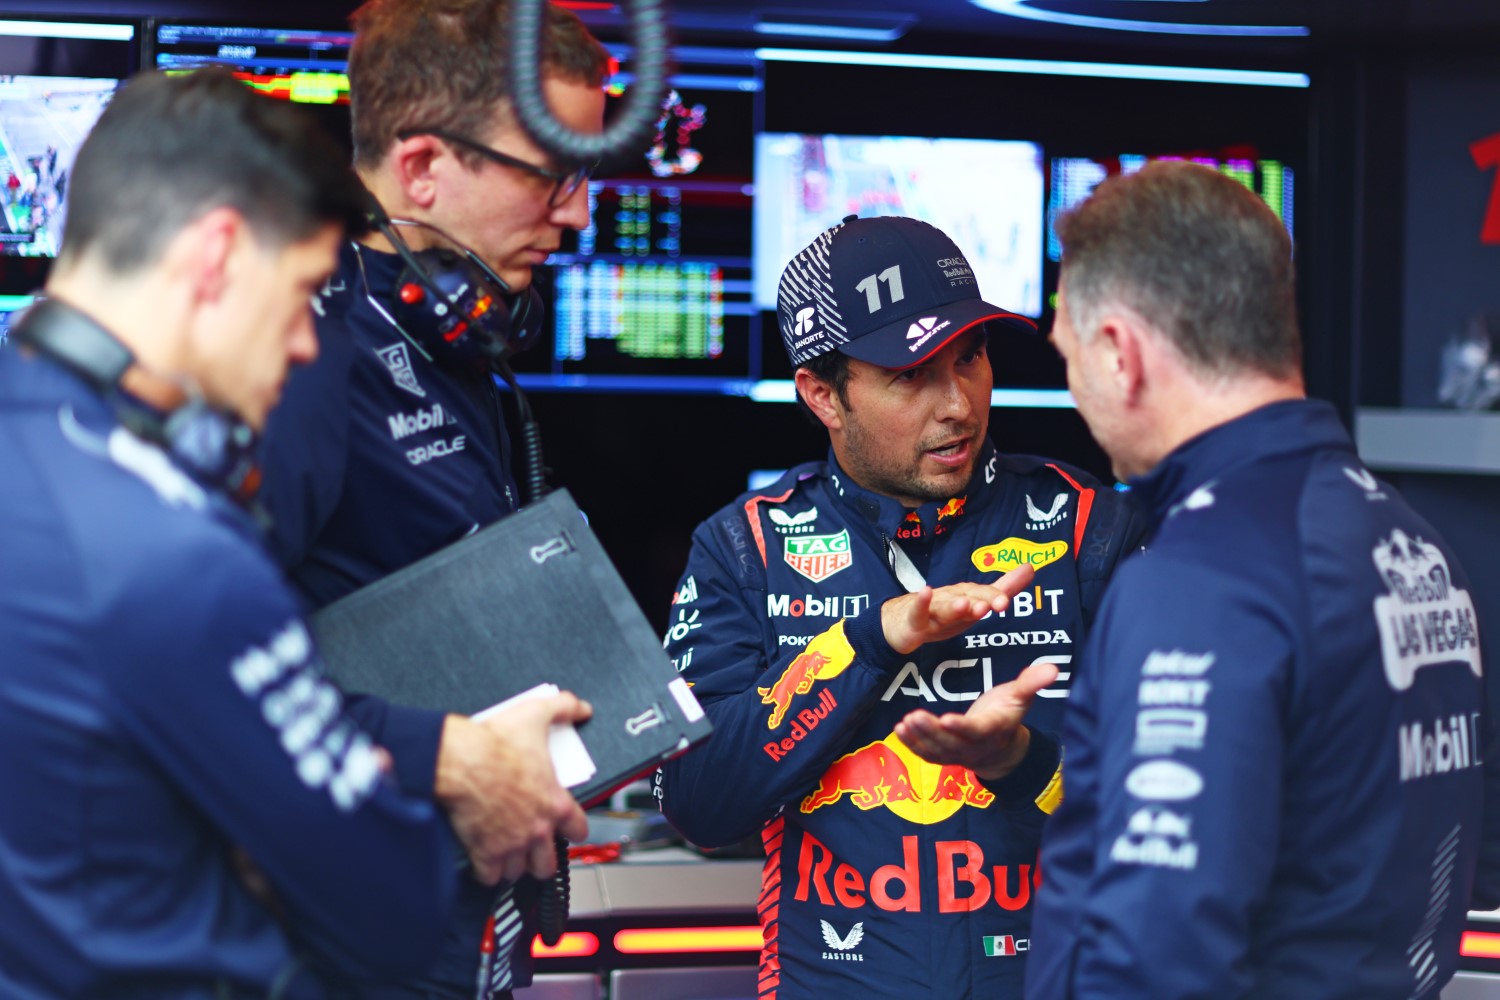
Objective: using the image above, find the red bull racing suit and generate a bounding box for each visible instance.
[657,442,1144,999]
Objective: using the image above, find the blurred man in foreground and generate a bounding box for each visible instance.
[0,70,514,999]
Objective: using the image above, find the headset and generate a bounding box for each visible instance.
[359,191,554,503]
[12,298,263,506]
[362,194,546,373]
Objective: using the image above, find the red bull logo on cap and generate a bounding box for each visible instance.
[801,732,994,824]
[758,621,856,729]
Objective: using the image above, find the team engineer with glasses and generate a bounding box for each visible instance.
[256,1,610,998]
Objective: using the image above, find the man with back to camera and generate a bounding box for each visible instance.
[909,160,1500,998]
[0,68,583,999]
[655,214,1146,998]
[256,1,612,996]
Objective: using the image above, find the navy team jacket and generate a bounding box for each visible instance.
[259,241,533,995]
[1027,399,1500,999]
[658,443,1143,999]
[0,348,454,998]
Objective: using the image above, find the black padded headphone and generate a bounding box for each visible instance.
[363,194,546,373]
[12,298,263,505]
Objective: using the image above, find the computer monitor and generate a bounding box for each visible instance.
[0,18,138,261]
[150,22,354,158]
[510,45,761,393]
[1047,152,1294,262]
[152,23,353,104]
[753,133,1045,318]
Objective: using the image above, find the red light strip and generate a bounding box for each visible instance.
[531,932,600,958]
[555,1,616,9]
[1462,931,1500,958]
[614,926,763,954]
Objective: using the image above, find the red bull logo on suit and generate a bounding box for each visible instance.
[795,831,1042,914]
[758,622,856,729]
[936,497,966,521]
[801,732,994,823]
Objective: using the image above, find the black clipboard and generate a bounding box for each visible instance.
[309,489,711,804]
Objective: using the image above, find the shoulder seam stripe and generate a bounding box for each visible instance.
[744,488,797,569]
[1046,463,1096,556]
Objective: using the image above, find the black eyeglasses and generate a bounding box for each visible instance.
[397,127,595,208]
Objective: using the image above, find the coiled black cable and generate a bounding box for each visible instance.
[537,839,570,947]
[507,0,672,163]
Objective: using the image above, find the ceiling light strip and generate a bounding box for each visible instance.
[754,22,908,42]
[970,0,1308,38]
[0,20,135,41]
[748,380,1075,408]
[754,47,1308,89]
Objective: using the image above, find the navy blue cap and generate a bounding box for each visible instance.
[776,215,1036,370]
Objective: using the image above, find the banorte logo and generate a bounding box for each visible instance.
[794,306,816,337]
[801,732,994,824]
[758,622,856,729]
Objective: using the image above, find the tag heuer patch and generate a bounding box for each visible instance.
[784,530,852,583]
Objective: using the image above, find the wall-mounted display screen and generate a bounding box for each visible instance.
[534,177,754,385]
[152,24,353,105]
[0,77,116,258]
[753,132,1045,316]
[1047,152,1294,262]
[149,21,354,160]
[509,45,760,393]
[141,25,1309,401]
[0,19,137,266]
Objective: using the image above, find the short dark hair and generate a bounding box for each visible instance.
[1057,160,1301,379]
[795,349,852,427]
[348,0,611,169]
[59,70,364,275]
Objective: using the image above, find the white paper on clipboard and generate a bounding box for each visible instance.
[472,683,598,790]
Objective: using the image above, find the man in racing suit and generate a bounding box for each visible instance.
[658,215,1144,998]
[1024,161,1500,997]
[0,71,458,998]
[258,3,609,996]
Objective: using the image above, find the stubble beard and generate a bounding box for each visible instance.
[841,420,978,507]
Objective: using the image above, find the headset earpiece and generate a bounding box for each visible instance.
[367,207,546,372]
[510,284,546,356]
